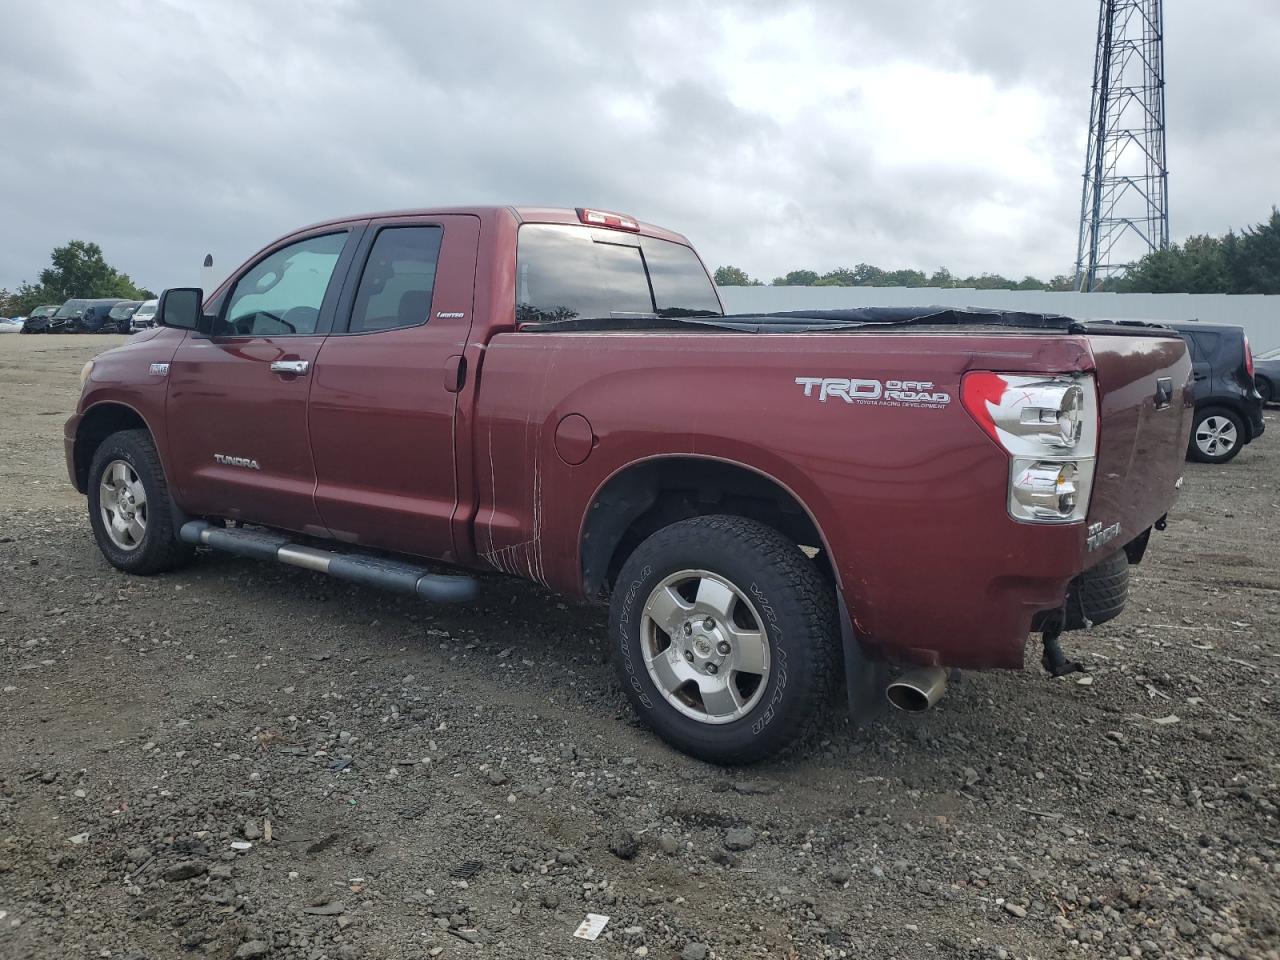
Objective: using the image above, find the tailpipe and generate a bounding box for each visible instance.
[886,666,948,712]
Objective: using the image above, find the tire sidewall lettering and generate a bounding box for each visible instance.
[617,563,654,709]
[749,581,787,736]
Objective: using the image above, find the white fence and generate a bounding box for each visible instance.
[716,286,1280,354]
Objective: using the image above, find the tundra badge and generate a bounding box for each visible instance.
[214,454,261,470]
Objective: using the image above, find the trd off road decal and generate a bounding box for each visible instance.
[794,376,951,407]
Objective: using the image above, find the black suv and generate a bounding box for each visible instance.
[71,299,128,333]
[1167,323,1265,464]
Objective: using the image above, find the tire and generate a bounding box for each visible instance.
[87,429,194,574]
[1063,549,1129,630]
[1257,376,1275,405]
[609,515,839,764]
[1187,406,1245,464]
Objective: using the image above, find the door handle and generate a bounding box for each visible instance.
[271,360,309,375]
[444,354,466,393]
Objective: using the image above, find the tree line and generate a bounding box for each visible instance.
[714,206,1280,295]
[0,240,153,315]
[714,264,1076,291]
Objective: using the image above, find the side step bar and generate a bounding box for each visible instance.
[179,521,477,603]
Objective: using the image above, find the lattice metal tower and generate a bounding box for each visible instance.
[1074,0,1169,291]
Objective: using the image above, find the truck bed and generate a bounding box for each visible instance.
[471,319,1191,669]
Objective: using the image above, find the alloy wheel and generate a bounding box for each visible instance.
[640,569,771,725]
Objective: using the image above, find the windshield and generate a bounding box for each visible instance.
[1260,347,1280,361]
[33,306,58,318]
[54,300,89,319]
[109,303,139,319]
[135,302,157,317]
[515,224,721,325]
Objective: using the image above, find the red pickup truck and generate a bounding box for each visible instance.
[65,206,1193,762]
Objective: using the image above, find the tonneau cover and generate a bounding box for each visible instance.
[519,307,1177,335]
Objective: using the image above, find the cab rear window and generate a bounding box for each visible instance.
[516,224,721,325]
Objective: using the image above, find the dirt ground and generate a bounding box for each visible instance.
[1,334,1277,960]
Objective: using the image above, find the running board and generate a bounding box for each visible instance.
[179,521,477,603]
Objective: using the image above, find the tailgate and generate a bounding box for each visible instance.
[1086,331,1192,549]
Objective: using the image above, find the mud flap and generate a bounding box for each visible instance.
[839,594,885,720]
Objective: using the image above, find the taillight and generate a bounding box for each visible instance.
[961,372,1099,523]
[1244,335,1255,379]
[577,207,640,231]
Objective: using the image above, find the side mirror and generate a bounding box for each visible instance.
[158,287,205,331]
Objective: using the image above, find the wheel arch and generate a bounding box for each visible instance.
[578,455,839,600]
[73,401,157,493]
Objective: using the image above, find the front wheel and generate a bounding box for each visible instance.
[1188,406,1245,464]
[1257,376,1274,406]
[87,429,194,574]
[609,515,839,764]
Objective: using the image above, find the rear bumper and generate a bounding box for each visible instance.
[1246,401,1266,441]
[849,517,1089,672]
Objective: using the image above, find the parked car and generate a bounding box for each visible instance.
[1166,323,1265,464]
[0,317,22,333]
[105,300,142,334]
[20,304,60,333]
[70,299,128,333]
[131,299,158,331]
[47,299,94,333]
[1255,347,1280,405]
[64,206,1192,763]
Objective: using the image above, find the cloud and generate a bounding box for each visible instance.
[1,0,1276,292]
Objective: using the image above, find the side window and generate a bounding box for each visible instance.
[348,226,443,333]
[1182,334,1202,362]
[1197,332,1221,360]
[640,236,723,316]
[516,224,653,324]
[220,232,347,336]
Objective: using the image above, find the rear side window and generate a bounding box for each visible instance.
[1180,334,1201,362]
[516,224,721,324]
[348,226,444,333]
[1195,332,1221,359]
[517,224,653,324]
[640,236,723,316]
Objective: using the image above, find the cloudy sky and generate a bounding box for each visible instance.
[2,0,1277,292]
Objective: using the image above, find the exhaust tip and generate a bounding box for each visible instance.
[886,684,931,712]
[885,666,948,712]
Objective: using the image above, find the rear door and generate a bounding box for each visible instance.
[306,214,481,559]
[166,227,362,535]
[1183,331,1216,394]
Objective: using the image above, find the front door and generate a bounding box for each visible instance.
[306,215,480,559]
[166,227,361,535]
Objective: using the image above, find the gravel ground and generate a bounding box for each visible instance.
[1,335,1278,960]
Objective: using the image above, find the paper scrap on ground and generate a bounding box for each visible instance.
[573,914,610,941]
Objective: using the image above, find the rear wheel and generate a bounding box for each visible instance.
[609,515,839,764]
[1188,406,1245,464]
[87,429,194,574]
